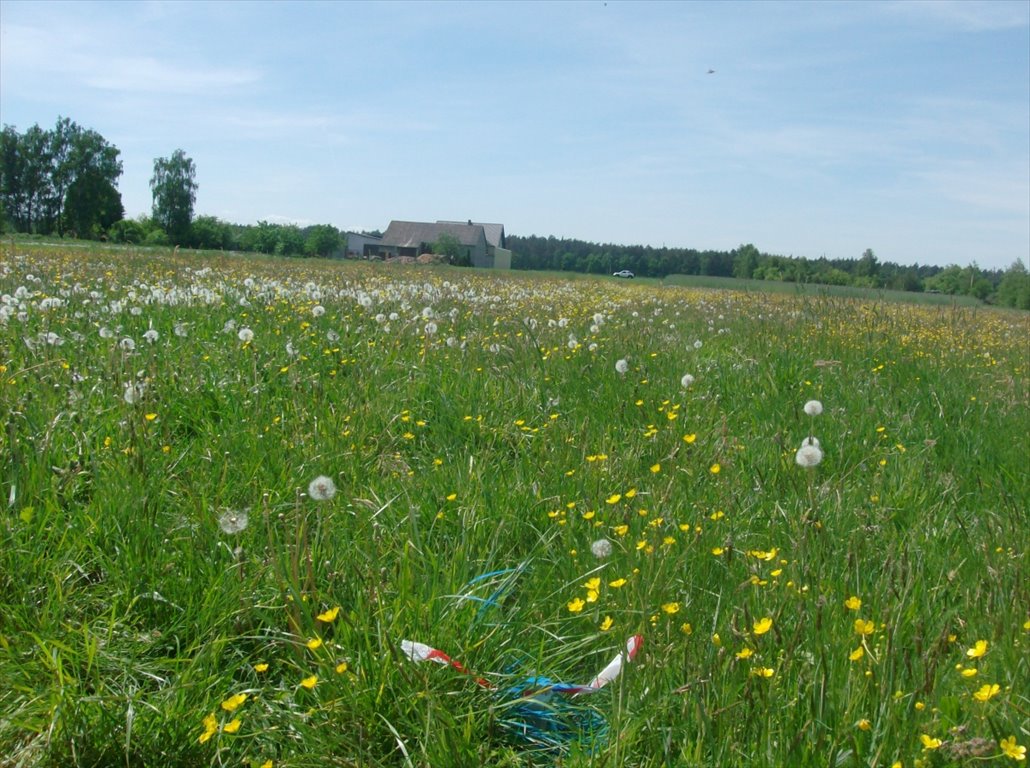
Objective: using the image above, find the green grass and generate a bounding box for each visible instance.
[1,243,1027,767]
[663,273,987,307]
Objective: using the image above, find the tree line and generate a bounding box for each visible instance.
[508,235,1029,309]
[1,117,1026,308]
[1,117,344,257]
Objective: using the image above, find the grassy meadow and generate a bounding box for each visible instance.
[1,242,1028,768]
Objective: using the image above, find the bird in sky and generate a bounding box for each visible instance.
[707,69,716,74]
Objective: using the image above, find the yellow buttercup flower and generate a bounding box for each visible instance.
[920,734,942,750]
[317,606,340,622]
[1000,736,1026,761]
[567,597,585,613]
[220,692,247,712]
[844,596,862,610]
[849,646,865,661]
[753,617,773,635]
[661,602,680,614]
[966,639,988,658]
[735,647,754,660]
[199,712,217,744]
[300,674,318,689]
[306,637,323,651]
[600,616,614,631]
[972,683,1000,702]
[223,718,241,734]
[854,618,875,636]
[253,663,269,673]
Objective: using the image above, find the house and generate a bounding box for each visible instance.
[344,231,383,259]
[379,220,511,269]
[438,220,512,269]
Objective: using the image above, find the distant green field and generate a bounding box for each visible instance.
[663,273,986,306]
[2,242,1027,767]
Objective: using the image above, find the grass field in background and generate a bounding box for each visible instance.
[661,274,987,307]
[1,243,1027,768]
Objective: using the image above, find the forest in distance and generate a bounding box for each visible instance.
[3,116,1028,308]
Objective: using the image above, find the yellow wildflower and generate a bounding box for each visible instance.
[1000,736,1026,761]
[220,693,247,712]
[753,617,773,635]
[972,683,1000,702]
[966,639,988,658]
[317,606,340,622]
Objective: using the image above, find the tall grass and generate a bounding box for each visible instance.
[1,243,1027,767]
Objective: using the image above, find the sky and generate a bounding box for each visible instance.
[1,0,1028,270]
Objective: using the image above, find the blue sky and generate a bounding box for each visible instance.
[1,0,1027,269]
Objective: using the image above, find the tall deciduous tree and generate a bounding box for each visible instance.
[304,224,342,257]
[150,149,197,245]
[0,117,122,236]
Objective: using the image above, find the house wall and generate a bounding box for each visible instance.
[469,240,490,268]
[345,233,382,258]
[491,247,512,270]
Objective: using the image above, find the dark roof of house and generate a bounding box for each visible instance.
[381,220,487,249]
[438,221,505,248]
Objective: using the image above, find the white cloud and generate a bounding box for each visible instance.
[884,0,1030,31]
[1,22,259,96]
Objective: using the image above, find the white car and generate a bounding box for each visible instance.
[613,270,634,278]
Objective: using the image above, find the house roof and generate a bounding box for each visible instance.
[381,220,487,249]
[438,221,505,248]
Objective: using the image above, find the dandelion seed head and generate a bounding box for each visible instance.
[681,373,695,388]
[615,358,629,374]
[803,400,823,416]
[218,509,249,535]
[237,327,254,343]
[308,475,337,501]
[795,444,823,468]
[591,538,613,559]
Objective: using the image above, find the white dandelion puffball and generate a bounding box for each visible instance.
[218,509,249,535]
[424,321,438,336]
[312,305,325,317]
[795,444,824,468]
[237,327,254,343]
[143,329,159,344]
[308,475,337,501]
[615,358,629,374]
[591,538,613,559]
[681,373,695,388]
[803,400,823,417]
[123,382,144,405]
[119,337,136,351]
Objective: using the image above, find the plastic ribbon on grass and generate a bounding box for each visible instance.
[400,634,643,752]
